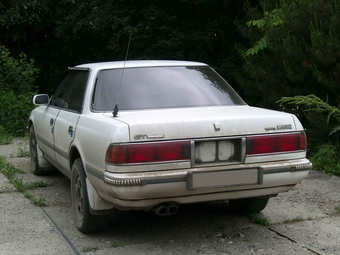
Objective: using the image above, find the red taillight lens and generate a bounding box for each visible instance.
[246,132,306,155]
[106,141,191,164]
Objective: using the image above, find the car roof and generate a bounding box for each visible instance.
[74,60,208,70]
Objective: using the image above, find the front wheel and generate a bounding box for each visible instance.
[71,158,110,233]
[229,196,269,214]
[29,125,45,175]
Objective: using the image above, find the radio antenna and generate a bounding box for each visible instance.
[113,31,132,117]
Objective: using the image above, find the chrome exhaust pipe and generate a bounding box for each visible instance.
[152,203,179,216]
[167,202,178,215]
[152,205,168,216]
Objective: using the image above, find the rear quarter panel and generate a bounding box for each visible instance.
[72,113,129,181]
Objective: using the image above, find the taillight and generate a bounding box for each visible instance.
[246,132,306,156]
[106,141,191,164]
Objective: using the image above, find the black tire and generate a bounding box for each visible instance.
[29,125,47,175]
[229,196,269,214]
[71,158,110,233]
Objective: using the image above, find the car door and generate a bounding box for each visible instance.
[52,69,89,175]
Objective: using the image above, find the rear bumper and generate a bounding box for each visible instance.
[99,158,311,210]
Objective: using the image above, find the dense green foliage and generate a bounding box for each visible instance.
[0,90,35,137]
[236,0,340,109]
[0,0,248,94]
[278,95,340,175]
[0,45,37,137]
[0,45,38,93]
[309,143,340,176]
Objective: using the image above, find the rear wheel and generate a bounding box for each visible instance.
[71,158,110,233]
[229,197,269,214]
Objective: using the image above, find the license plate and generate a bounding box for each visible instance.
[187,168,263,190]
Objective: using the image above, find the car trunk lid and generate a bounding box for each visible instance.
[107,105,298,142]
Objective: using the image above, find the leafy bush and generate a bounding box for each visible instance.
[0,125,13,145]
[310,144,340,176]
[0,91,35,137]
[236,0,340,109]
[0,45,38,137]
[0,45,39,93]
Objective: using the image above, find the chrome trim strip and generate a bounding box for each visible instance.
[241,137,246,163]
[86,165,104,180]
[36,135,68,160]
[258,167,264,184]
[36,134,54,150]
[190,140,195,167]
[106,159,190,167]
[264,168,291,174]
[103,172,186,186]
[192,136,244,142]
[54,146,68,159]
[264,163,312,174]
[143,176,186,185]
[103,163,311,187]
[246,149,306,157]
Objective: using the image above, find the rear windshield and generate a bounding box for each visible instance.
[92,66,245,111]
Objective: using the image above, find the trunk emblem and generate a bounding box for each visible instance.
[214,122,221,131]
[265,124,292,131]
[134,134,164,140]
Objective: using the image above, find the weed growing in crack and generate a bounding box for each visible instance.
[283,216,305,224]
[83,247,98,252]
[112,242,119,247]
[17,147,30,157]
[335,206,340,214]
[0,156,47,206]
[247,213,271,226]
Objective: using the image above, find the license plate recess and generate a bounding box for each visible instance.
[187,167,263,191]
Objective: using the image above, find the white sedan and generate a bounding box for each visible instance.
[29,60,312,233]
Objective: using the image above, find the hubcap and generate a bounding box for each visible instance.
[74,172,84,222]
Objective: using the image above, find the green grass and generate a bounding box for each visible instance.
[0,156,47,206]
[17,147,30,157]
[247,213,271,226]
[335,206,340,214]
[23,191,46,207]
[83,247,98,252]
[112,242,119,248]
[283,216,305,224]
[0,184,15,193]
[0,126,13,145]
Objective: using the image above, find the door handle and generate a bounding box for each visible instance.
[50,118,54,126]
[68,126,74,137]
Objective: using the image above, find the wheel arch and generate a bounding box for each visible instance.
[69,146,115,215]
[69,145,81,172]
[28,120,33,131]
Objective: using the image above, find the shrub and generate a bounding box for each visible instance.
[236,0,340,109]
[310,143,340,176]
[0,45,39,93]
[0,91,35,137]
[0,45,38,137]
[0,125,13,145]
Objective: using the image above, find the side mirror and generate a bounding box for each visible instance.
[33,94,49,106]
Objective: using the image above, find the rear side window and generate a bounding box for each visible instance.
[51,70,89,112]
[92,66,245,111]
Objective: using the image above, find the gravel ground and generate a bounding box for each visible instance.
[0,138,340,255]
